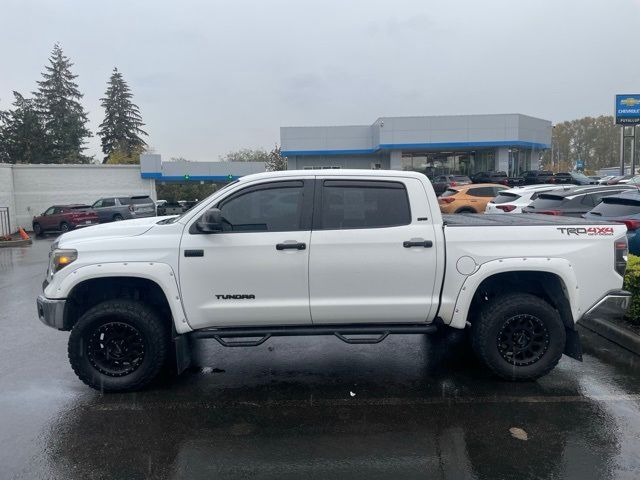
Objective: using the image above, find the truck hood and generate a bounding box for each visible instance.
[58,217,163,246]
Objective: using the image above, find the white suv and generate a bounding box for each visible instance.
[485,184,568,213]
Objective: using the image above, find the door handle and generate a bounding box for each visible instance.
[403,240,433,248]
[276,242,306,251]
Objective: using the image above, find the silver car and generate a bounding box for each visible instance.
[92,195,157,223]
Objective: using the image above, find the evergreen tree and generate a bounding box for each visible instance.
[0,92,47,164]
[34,43,92,163]
[98,67,147,163]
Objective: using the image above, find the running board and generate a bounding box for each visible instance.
[189,323,438,347]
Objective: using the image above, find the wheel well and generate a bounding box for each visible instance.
[467,271,574,328]
[64,277,173,330]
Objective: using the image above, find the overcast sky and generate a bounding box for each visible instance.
[1,0,639,161]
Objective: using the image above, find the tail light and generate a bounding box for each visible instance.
[500,179,508,185]
[439,197,455,204]
[496,205,516,212]
[618,219,640,231]
[548,178,556,183]
[450,181,457,187]
[615,236,628,276]
[128,205,134,212]
[538,210,562,216]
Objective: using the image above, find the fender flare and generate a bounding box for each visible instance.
[51,262,192,334]
[448,257,579,329]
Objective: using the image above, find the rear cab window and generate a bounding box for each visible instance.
[318,180,411,230]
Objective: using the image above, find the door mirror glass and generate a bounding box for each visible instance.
[197,208,223,233]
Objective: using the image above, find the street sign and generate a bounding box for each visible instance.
[615,94,640,125]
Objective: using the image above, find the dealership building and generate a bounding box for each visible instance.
[281,114,552,178]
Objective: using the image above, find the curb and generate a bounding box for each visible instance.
[0,238,32,248]
[580,317,640,356]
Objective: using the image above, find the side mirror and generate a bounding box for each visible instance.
[197,208,223,233]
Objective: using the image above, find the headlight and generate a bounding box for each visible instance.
[50,249,78,274]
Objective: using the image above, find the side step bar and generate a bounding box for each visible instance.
[189,323,438,347]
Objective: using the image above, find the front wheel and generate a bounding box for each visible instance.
[471,293,565,381]
[33,223,42,236]
[113,214,123,222]
[68,300,170,392]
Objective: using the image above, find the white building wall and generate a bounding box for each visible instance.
[0,164,17,234]
[10,164,155,230]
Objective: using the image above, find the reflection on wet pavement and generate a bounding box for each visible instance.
[1,238,639,479]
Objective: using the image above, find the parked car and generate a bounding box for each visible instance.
[438,183,509,213]
[607,175,634,185]
[522,185,637,217]
[91,195,156,223]
[589,176,601,182]
[37,169,630,391]
[552,171,597,185]
[431,174,472,195]
[584,190,640,255]
[522,170,555,185]
[485,184,568,213]
[470,171,508,185]
[32,205,99,236]
[598,175,616,184]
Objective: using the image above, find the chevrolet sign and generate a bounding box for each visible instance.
[615,94,640,125]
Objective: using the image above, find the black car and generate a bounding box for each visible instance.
[522,185,637,217]
[470,171,508,185]
[522,170,555,184]
[431,174,472,195]
[553,171,597,185]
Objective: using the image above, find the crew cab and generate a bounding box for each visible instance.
[36,170,631,392]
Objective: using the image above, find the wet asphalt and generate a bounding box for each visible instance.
[1,238,640,479]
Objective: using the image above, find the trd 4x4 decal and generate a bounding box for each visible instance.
[557,227,614,236]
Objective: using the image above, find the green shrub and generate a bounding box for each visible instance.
[624,254,640,323]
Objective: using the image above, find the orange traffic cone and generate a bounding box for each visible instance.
[18,227,30,240]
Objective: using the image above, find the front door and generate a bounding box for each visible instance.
[308,177,440,324]
[180,179,314,330]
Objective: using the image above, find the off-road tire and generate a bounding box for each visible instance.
[33,223,42,236]
[471,293,565,381]
[68,300,170,392]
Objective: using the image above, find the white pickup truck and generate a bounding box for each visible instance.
[37,170,631,391]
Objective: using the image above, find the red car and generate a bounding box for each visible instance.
[32,204,99,236]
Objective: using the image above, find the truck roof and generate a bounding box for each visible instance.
[237,169,428,183]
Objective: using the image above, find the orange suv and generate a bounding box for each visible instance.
[438,183,508,214]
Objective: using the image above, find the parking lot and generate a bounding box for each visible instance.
[0,238,639,479]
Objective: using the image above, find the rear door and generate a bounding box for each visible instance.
[308,177,439,324]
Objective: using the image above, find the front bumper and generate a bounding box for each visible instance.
[581,290,632,321]
[37,295,68,330]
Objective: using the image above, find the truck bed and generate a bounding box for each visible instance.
[443,213,613,227]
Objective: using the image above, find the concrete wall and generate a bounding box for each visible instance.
[0,164,17,234]
[7,164,155,231]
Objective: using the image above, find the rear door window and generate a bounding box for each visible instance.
[319,180,411,230]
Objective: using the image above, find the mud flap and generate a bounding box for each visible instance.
[563,327,583,361]
[174,334,192,374]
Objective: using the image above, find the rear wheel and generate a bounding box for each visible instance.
[59,222,70,232]
[33,223,42,236]
[68,300,170,392]
[471,293,565,381]
[113,214,123,221]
